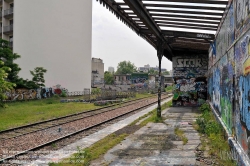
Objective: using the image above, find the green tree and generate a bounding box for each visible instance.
[162,71,170,75]
[30,67,47,88]
[104,71,114,85]
[0,39,38,89]
[0,39,21,84]
[0,60,15,107]
[148,69,158,75]
[116,61,137,74]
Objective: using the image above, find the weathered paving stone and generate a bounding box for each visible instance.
[93,107,202,166]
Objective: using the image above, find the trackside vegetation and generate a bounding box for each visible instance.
[0,93,153,131]
[50,100,172,166]
[194,103,236,166]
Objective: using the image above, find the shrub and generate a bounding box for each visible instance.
[60,90,67,97]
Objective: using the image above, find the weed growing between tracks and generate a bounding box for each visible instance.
[194,103,236,166]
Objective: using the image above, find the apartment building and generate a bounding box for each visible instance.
[91,58,104,87]
[0,0,92,91]
[1,0,14,46]
[138,64,167,73]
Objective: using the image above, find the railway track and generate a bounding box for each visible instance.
[0,95,158,140]
[0,93,172,163]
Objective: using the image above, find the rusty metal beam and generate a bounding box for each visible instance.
[123,0,162,39]
[151,13,222,21]
[142,0,228,5]
[156,21,218,28]
[99,0,157,48]
[158,23,217,31]
[148,9,223,16]
[175,38,210,44]
[144,3,226,11]
[123,0,174,57]
[153,17,220,25]
[162,30,215,40]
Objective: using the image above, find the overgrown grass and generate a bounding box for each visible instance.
[0,98,101,131]
[139,100,172,126]
[50,133,128,166]
[135,93,155,99]
[165,85,173,92]
[195,103,236,166]
[51,100,172,166]
[0,93,154,131]
[174,127,188,145]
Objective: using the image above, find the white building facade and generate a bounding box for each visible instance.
[2,0,92,91]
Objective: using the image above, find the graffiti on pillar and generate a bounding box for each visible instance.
[172,77,207,107]
[172,54,208,107]
[172,55,208,78]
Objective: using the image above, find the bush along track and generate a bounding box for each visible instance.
[193,103,236,166]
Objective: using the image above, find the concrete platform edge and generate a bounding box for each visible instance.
[27,97,173,166]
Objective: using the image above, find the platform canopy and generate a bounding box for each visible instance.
[96,0,230,60]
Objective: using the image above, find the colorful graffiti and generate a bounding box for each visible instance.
[4,85,69,101]
[207,1,250,160]
[172,55,208,78]
[235,0,250,38]
[172,77,207,107]
[130,73,148,84]
[172,54,208,107]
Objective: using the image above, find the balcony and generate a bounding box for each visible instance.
[3,24,13,34]
[4,8,13,18]
[5,0,13,3]
[9,41,13,49]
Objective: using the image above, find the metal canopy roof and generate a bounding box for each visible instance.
[96,0,230,60]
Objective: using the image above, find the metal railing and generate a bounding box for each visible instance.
[4,8,13,17]
[3,24,13,33]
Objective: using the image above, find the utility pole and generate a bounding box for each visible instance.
[157,41,163,118]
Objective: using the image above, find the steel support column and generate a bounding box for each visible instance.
[157,42,163,118]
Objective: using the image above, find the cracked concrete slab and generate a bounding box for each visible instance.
[93,107,201,166]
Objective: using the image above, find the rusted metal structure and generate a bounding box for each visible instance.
[96,0,230,117]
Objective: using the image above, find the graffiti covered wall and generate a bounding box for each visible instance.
[208,1,250,160]
[4,85,69,101]
[172,55,208,106]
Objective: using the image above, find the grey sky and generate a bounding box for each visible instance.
[92,1,172,72]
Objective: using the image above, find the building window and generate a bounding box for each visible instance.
[10,3,14,8]
[10,20,13,25]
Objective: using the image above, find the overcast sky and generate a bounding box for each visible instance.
[92,1,172,72]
